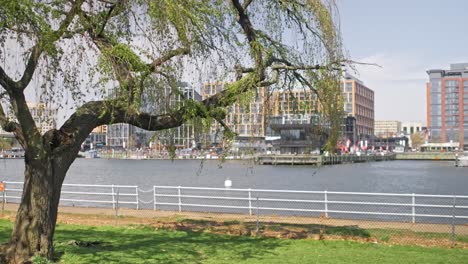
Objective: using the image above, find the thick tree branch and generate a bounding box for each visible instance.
[272,64,340,71]
[58,69,258,153]
[98,1,120,36]
[242,0,255,10]
[9,91,42,150]
[56,0,86,37]
[0,66,16,91]
[15,45,41,90]
[148,47,190,71]
[0,103,14,132]
[259,69,279,87]
[231,0,264,79]
[56,100,185,154]
[292,71,321,101]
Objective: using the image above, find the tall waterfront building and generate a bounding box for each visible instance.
[202,76,374,149]
[106,83,201,149]
[342,74,375,140]
[201,83,318,139]
[82,125,107,150]
[202,83,267,141]
[106,123,133,148]
[270,89,318,116]
[201,82,321,153]
[0,103,56,147]
[401,122,424,135]
[150,83,201,150]
[200,82,227,145]
[226,88,266,138]
[14,103,57,135]
[426,63,468,150]
[374,121,401,138]
[27,103,57,135]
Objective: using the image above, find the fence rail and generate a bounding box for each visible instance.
[2,181,138,209]
[1,182,467,225]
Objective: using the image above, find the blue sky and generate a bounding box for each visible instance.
[338,0,468,123]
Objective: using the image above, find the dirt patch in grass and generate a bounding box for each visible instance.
[384,235,465,249]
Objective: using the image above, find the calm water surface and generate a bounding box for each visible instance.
[1,159,467,195]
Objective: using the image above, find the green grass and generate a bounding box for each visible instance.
[0,219,466,264]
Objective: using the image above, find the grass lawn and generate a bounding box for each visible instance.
[0,219,466,264]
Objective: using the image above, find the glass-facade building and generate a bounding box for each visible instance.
[106,83,201,149]
[427,63,468,150]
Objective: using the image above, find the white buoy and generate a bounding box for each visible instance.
[224,179,232,188]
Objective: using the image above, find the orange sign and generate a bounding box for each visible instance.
[0,182,4,192]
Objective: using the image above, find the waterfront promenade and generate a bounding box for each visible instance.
[2,149,461,162]
[92,151,460,163]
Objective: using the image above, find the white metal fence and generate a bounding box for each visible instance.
[2,181,468,225]
[152,186,468,224]
[2,181,138,209]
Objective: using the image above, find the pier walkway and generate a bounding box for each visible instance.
[256,154,395,166]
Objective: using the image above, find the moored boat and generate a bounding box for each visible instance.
[455,155,468,167]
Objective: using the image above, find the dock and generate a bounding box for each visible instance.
[257,154,395,166]
[0,150,25,159]
[394,152,456,160]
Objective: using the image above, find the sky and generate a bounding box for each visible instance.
[337,0,468,124]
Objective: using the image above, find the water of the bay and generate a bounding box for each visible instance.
[1,158,467,195]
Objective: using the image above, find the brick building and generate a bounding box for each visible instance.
[427,63,468,150]
[342,74,375,140]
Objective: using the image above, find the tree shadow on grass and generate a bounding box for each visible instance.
[177,219,371,238]
[53,225,286,264]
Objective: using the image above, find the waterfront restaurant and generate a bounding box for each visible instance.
[420,142,459,152]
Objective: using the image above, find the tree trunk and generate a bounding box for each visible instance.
[1,152,67,264]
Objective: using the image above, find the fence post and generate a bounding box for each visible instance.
[135,186,139,210]
[451,196,456,244]
[255,197,259,233]
[2,190,5,216]
[178,186,182,213]
[153,186,157,211]
[324,190,328,218]
[248,188,252,216]
[111,185,115,209]
[115,189,120,225]
[1,182,5,208]
[412,193,415,224]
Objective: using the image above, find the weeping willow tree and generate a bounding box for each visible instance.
[0,0,345,262]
